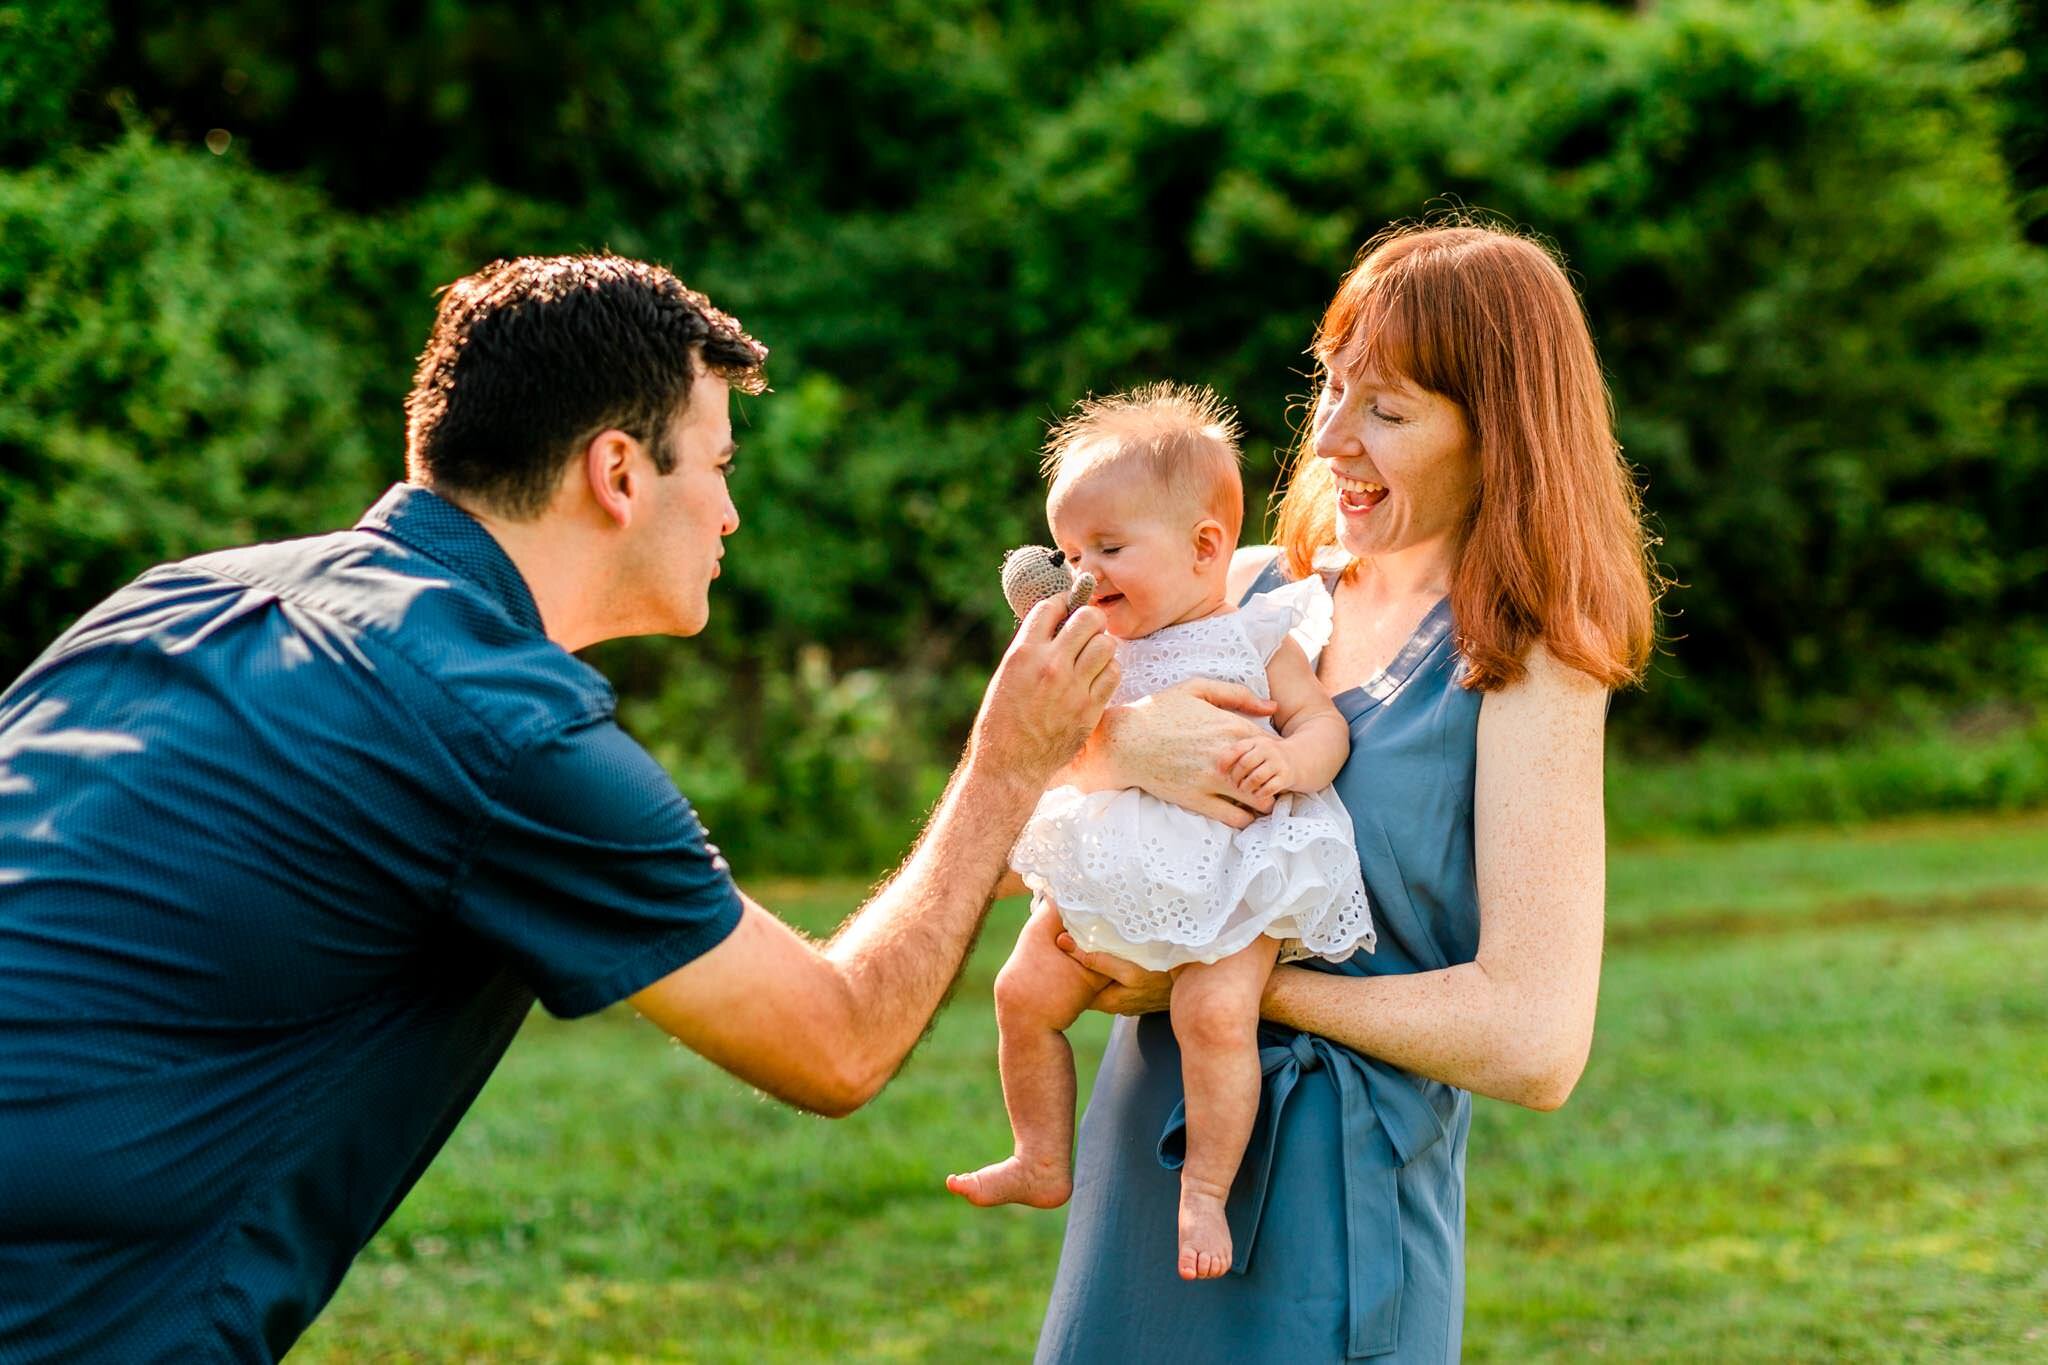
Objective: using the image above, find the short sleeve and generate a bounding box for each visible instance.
[1239,575,1336,667]
[455,719,744,1018]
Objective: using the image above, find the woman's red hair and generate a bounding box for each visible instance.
[1273,220,1660,690]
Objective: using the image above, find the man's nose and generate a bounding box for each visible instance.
[721,490,740,536]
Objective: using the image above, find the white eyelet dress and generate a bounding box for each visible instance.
[1010,579,1375,969]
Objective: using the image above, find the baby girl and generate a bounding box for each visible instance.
[947,383,1375,1280]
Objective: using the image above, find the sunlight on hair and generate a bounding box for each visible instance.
[1042,382,1246,542]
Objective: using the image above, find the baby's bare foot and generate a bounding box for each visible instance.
[945,1155,1072,1209]
[1177,1184,1233,1280]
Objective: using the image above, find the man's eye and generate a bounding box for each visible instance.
[719,462,737,477]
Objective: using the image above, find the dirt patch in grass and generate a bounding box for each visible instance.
[1608,885,2048,947]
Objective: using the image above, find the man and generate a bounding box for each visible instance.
[0,255,1117,1361]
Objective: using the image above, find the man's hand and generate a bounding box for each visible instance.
[629,597,1116,1120]
[1087,678,1278,828]
[969,598,1119,789]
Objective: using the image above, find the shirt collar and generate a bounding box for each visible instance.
[355,483,546,636]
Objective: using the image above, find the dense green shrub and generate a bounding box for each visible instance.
[0,133,570,669]
[961,0,2048,738]
[0,0,108,163]
[0,134,385,666]
[615,642,965,876]
[1607,709,2048,839]
[7,1,2047,867]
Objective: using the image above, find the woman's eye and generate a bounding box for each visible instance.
[1098,546,1122,556]
[1371,406,1403,424]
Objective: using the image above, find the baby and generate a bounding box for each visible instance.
[947,383,1375,1281]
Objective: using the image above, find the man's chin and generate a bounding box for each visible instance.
[670,598,712,638]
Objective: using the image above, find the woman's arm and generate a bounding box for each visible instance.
[1266,644,1608,1108]
[1066,644,1610,1111]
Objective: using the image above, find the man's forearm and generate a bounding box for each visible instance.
[632,596,1117,1117]
[822,755,1043,1101]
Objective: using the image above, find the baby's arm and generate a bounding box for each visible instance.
[1225,639,1349,803]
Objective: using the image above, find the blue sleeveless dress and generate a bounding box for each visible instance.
[1034,556,1482,1363]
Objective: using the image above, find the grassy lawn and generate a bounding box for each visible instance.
[293,812,2048,1362]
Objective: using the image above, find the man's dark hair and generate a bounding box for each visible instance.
[404,254,768,516]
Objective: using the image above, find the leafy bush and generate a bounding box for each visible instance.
[963,0,2048,739]
[615,642,964,876]
[1607,710,2048,839]
[7,1,2048,868]
[0,133,384,667]
[0,132,572,671]
[0,0,108,163]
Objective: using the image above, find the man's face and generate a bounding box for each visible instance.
[634,368,738,637]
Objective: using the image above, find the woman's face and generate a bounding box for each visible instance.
[1310,342,1478,562]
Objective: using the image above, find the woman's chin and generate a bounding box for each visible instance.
[1335,524,1385,560]
[1336,506,1420,561]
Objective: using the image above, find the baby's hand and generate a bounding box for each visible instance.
[1223,734,1296,804]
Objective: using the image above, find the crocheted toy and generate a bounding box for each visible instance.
[1000,546,1097,621]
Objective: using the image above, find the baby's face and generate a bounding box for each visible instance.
[1048,466,1220,639]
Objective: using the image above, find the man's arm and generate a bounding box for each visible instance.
[629,596,1117,1117]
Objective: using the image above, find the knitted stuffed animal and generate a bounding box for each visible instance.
[1000,546,1097,621]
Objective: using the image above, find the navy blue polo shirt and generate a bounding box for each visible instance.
[0,484,744,1363]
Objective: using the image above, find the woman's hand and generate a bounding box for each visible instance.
[1055,932,1175,1015]
[1077,679,1279,829]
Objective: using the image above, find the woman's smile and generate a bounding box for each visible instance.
[1334,473,1388,516]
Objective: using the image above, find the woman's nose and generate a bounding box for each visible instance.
[721,488,740,536]
[1314,397,1365,464]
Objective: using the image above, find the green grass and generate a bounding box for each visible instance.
[292,812,2048,1363]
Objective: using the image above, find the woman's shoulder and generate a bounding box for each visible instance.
[1477,639,1611,730]
[1226,545,1284,603]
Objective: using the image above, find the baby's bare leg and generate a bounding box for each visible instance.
[1168,935,1283,1280]
[946,902,1106,1209]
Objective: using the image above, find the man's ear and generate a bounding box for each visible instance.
[581,429,642,529]
[1191,517,1228,569]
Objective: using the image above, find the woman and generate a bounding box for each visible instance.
[1033,220,1660,1361]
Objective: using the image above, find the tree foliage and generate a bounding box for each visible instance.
[6,0,2045,865]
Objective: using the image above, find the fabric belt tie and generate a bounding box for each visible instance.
[1156,1030,1448,1359]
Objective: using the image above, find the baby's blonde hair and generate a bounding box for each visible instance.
[1042,382,1245,541]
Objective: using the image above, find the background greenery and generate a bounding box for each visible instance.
[7,0,2047,871]
[10,6,2047,1360]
